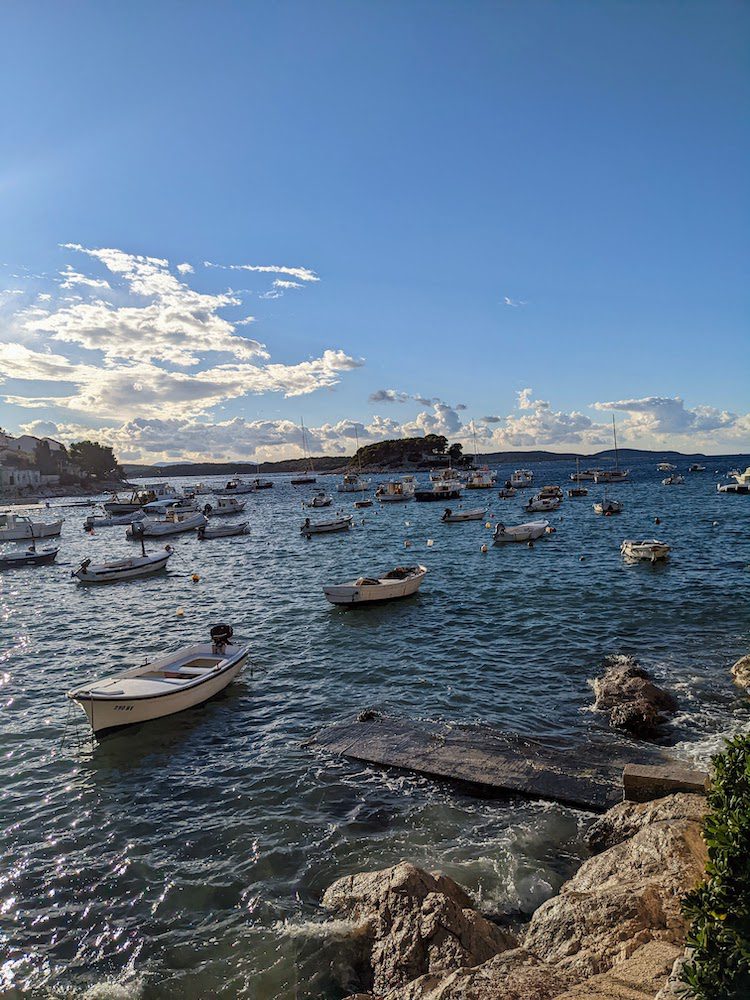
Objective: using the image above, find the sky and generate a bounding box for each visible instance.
[0,0,748,462]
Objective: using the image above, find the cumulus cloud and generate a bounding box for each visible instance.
[485,388,606,449]
[176,263,194,274]
[369,388,410,403]
[1,245,363,422]
[593,395,748,443]
[480,415,502,424]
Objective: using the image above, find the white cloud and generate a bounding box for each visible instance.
[203,261,319,283]
[504,296,527,307]
[593,395,748,443]
[369,388,410,403]
[58,265,111,291]
[176,263,194,274]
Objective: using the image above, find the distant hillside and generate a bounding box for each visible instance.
[122,455,348,478]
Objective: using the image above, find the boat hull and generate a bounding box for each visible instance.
[0,547,59,568]
[74,552,172,583]
[414,488,462,502]
[0,520,63,541]
[324,569,426,606]
[493,520,549,544]
[70,653,248,737]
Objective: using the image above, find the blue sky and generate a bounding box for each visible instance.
[0,1,747,461]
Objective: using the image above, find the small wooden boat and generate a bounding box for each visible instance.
[73,548,173,583]
[354,499,373,509]
[197,521,249,540]
[0,544,59,569]
[567,486,588,498]
[537,485,563,499]
[440,507,487,523]
[305,492,333,508]
[593,497,623,515]
[84,510,145,529]
[0,512,63,540]
[524,496,561,513]
[126,511,206,538]
[497,486,516,499]
[323,565,427,606]
[66,625,250,737]
[621,539,671,563]
[301,515,353,536]
[688,464,706,473]
[493,519,549,544]
[203,497,246,516]
[662,474,685,485]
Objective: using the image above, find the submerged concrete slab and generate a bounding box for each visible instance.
[623,763,709,802]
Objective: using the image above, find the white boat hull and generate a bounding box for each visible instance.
[324,567,427,605]
[198,522,249,539]
[128,513,206,537]
[74,551,173,583]
[377,493,413,503]
[621,540,670,562]
[493,520,549,543]
[0,519,63,540]
[301,516,353,535]
[441,509,487,522]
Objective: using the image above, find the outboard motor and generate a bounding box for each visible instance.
[203,503,212,515]
[210,623,233,654]
[72,558,91,577]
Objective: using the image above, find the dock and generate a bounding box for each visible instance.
[310,716,708,812]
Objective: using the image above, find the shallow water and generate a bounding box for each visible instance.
[1,460,749,998]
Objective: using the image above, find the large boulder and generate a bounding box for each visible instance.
[555,940,683,999]
[322,862,514,994]
[522,818,706,978]
[586,793,707,853]
[592,656,677,737]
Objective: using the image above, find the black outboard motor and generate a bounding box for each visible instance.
[203,503,212,515]
[210,624,233,654]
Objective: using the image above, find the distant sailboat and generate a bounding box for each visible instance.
[568,458,588,497]
[291,418,317,485]
[594,416,629,484]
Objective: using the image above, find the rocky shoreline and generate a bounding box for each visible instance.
[320,793,708,1000]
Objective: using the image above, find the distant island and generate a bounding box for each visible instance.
[121,435,747,479]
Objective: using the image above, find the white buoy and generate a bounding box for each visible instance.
[481,543,488,554]
[176,607,184,616]
[426,539,434,547]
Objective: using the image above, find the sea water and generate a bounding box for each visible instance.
[1,459,749,998]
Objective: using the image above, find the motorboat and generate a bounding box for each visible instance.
[126,510,206,538]
[441,507,487,523]
[143,496,199,515]
[354,499,373,509]
[568,468,602,481]
[66,624,249,738]
[497,486,516,499]
[537,485,563,499]
[524,496,560,513]
[717,469,750,494]
[301,515,353,536]
[217,477,256,495]
[376,479,415,503]
[493,519,549,544]
[73,548,173,583]
[0,512,64,541]
[465,466,495,489]
[729,467,750,486]
[567,486,588,498]
[104,483,179,514]
[84,509,146,529]
[0,542,59,569]
[688,464,706,473]
[323,565,427,606]
[414,469,463,502]
[183,482,213,497]
[662,474,685,485]
[203,497,246,516]
[593,496,623,515]
[305,491,333,508]
[509,469,534,488]
[621,539,671,563]
[197,521,250,540]
[252,477,273,490]
[337,473,370,493]
[657,462,676,472]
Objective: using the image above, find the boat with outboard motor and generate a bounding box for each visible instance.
[84,509,145,529]
[0,511,63,540]
[202,497,246,516]
[126,510,206,538]
[197,521,250,540]
[305,491,333,508]
[593,495,623,514]
[493,519,549,544]
[323,565,427,606]
[66,624,250,737]
[0,538,59,569]
[662,474,685,485]
[73,547,173,583]
[301,514,353,536]
[621,539,671,563]
[440,507,487,523]
[510,469,534,488]
[524,496,561,513]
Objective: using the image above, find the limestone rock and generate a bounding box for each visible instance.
[555,940,683,999]
[323,862,514,994]
[731,654,750,690]
[586,794,707,853]
[377,947,580,1000]
[592,656,677,737]
[523,819,706,977]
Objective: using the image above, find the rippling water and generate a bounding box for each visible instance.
[2,460,749,998]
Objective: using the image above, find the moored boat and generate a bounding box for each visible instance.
[197,521,250,539]
[0,543,59,569]
[465,466,495,489]
[509,469,534,488]
[301,514,353,536]
[66,624,249,737]
[84,509,146,529]
[621,539,671,563]
[497,486,517,499]
[0,512,63,540]
[662,474,685,485]
[441,507,487,523]
[73,548,173,583]
[524,496,560,513]
[376,479,415,503]
[593,496,623,514]
[493,519,549,544]
[305,491,333,508]
[688,464,706,473]
[323,565,427,606]
[337,473,370,493]
[217,477,256,495]
[126,510,206,538]
[203,497,246,516]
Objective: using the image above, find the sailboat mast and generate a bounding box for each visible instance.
[612,415,619,471]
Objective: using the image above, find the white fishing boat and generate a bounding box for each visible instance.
[493,519,549,544]
[143,496,199,515]
[662,473,685,485]
[510,469,534,488]
[183,482,213,497]
[440,507,487,523]
[593,496,623,514]
[337,472,370,493]
[688,464,706,473]
[537,484,563,499]
[354,498,373,509]
[621,539,671,563]
[104,483,179,514]
[84,509,146,529]
[126,510,206,538]
[305,491,333,508]
[217,477,256,495]
[657,462,677,472]
[465,467,495,489]
[197,521,249,540]
[323,565,427,606]
[73,548,173,583]
[568,467,602,481]
[717,467,750,494]
[252,477,273,490]
[203,497,246,516]
[376,479,415,503]
[0,512,63,540]
[301,514,353,536]
[291,418,317,484]
[497,486,517,499]
[66,625,250,738]
[524,496,561,513]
